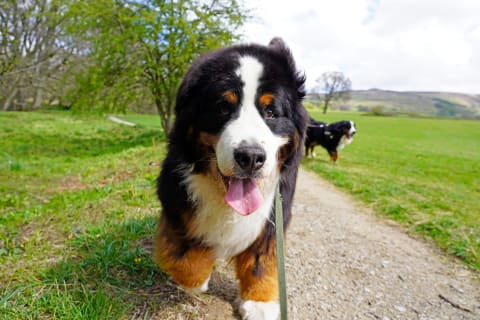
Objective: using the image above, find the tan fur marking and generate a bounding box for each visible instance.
[223,90,238,104]
[234,242,278,301]
[198,131,219,147]
[154,216,215,289]
[259,93,274,107]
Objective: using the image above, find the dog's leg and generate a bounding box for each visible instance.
[154,218,215,292]
[234,243,279,320]
[329,151,338,162]
[306,145,315,158]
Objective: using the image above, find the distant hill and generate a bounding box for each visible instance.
[306,89,480,119]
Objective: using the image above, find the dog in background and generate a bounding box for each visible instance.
[305,117,357,161]
[154,38,308,320]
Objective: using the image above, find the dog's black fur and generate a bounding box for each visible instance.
[305,117,356,161]
[154,38,308,314]
[158,39,308,236]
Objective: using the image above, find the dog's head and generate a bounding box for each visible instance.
[334,120,357,142]
[170,38,307,215]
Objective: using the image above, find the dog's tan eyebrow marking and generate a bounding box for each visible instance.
[223,90,238,104]
[258,93,274,107]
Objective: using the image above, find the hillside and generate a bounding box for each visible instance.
[306,89,480,118]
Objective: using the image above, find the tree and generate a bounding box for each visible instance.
[63,0,249,133]
[316,71,352,114]
[0,0,72,111]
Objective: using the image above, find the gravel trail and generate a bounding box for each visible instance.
[160,168,480,320]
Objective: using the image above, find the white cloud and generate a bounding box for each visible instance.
[241,0,480,93]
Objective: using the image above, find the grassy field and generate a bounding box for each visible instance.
[1,110,479,318]
[305,110,480,269]
[0,111,205,319]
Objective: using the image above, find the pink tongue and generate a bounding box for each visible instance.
[224,177,263,215]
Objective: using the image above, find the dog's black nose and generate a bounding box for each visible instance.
[234,144,266,173]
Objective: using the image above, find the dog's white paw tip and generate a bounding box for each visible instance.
[184,276,210,294]
[238,300,279,320]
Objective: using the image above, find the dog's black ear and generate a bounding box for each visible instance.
[268,37,295,64]
[268,37,288,51]
[268,37,306,100]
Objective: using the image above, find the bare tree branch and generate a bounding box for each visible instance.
[314,71,352,114]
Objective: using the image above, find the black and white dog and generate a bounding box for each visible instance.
[154,38,308,320]
[305,117,357,161]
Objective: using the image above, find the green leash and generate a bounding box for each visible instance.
[275,184,288,320]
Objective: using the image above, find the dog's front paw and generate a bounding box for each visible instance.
[184,275,210,295]
[238,300,279,320]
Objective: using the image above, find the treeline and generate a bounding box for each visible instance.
[0,0,248,132]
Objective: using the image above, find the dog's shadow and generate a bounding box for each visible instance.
[41,216,241,319]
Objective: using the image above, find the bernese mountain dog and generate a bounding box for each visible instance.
[305,117,357,161]
[154,38,308,320]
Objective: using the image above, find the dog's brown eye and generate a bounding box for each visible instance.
[265,108,275,119]
[221,105,230,115]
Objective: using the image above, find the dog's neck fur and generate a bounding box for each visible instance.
[183,167,279,258]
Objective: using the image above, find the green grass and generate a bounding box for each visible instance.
[0,111,202,319]
[1,110,479,318]
[304,110,480,269]
[120,113,164,130]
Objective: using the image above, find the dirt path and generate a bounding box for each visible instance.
[163,168,480,320]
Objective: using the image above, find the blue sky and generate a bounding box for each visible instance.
[242,0,480,93]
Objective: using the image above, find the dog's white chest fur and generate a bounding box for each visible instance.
[337,135,352,150]
[184,173,276,258]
